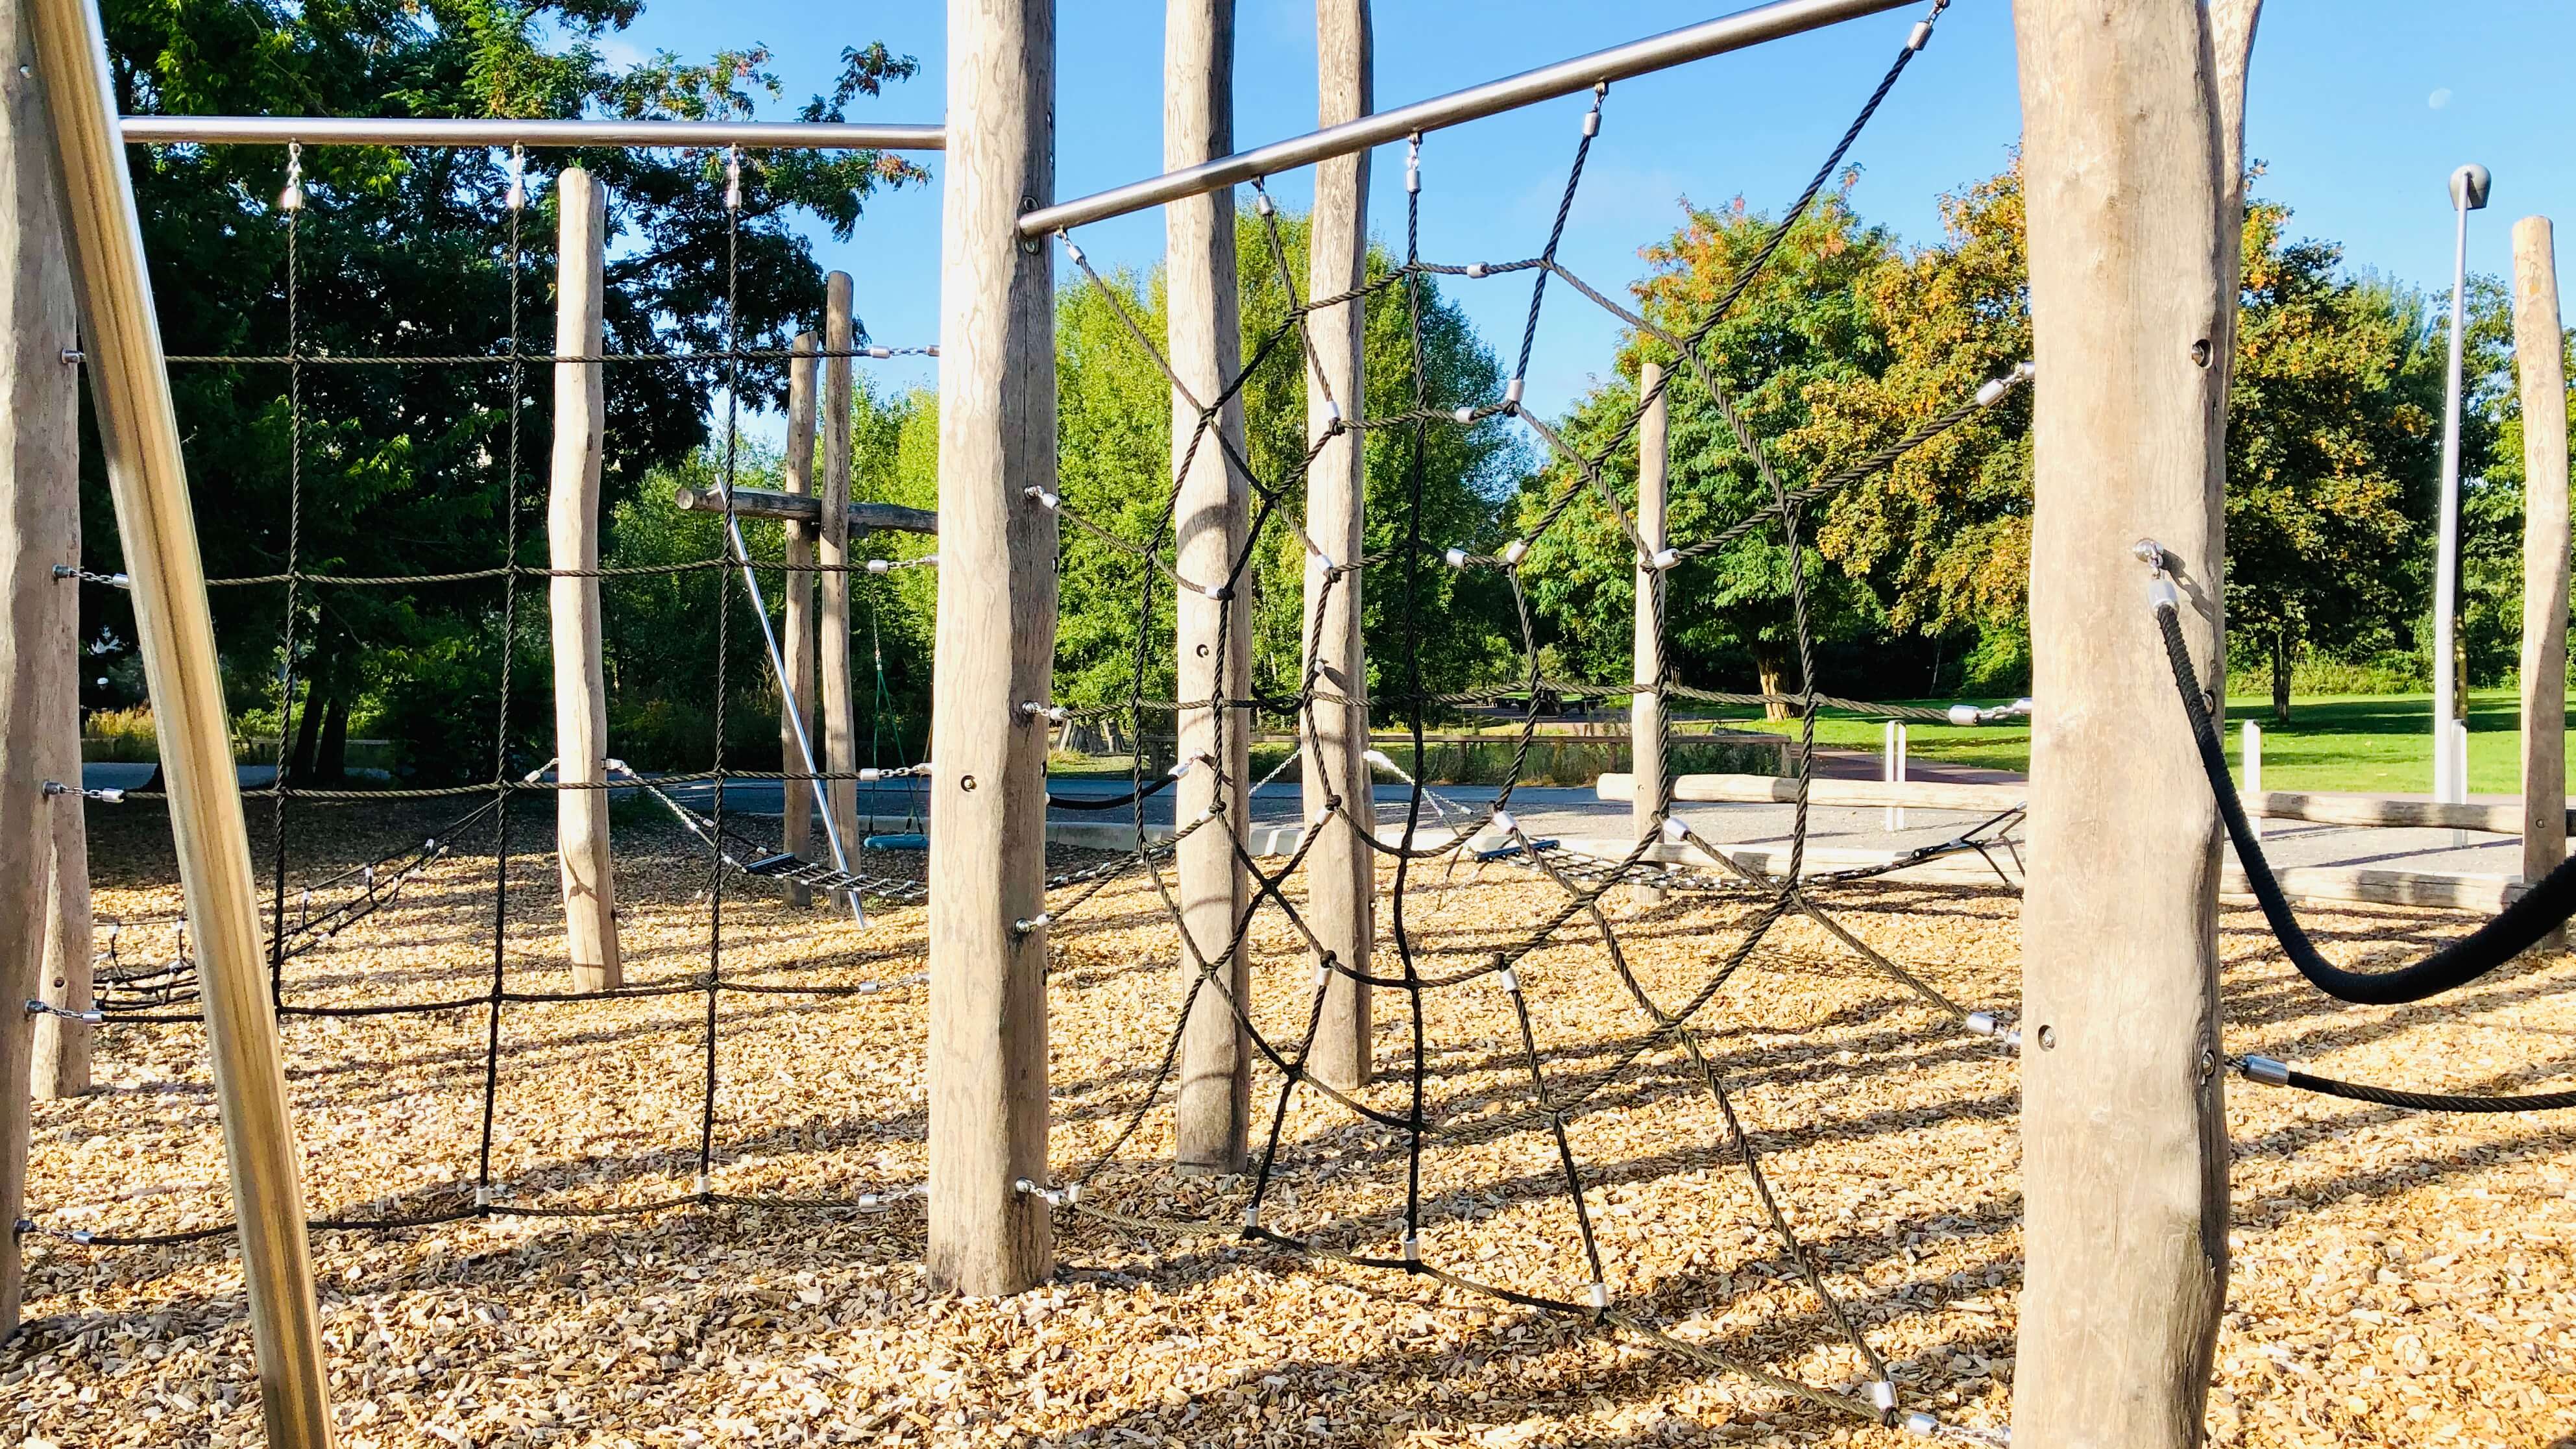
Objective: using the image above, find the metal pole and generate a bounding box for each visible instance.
[2435,164,2490,803]
[1017,0,1913,237]
[25,0,334,1441]
[121,116,942,150]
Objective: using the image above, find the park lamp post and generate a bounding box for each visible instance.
[2434,161,2491,804]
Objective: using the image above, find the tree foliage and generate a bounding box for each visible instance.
[90,0,924,781]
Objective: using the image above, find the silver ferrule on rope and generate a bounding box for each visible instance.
[1973,359,2034,407]
[724,145,742,211]
[1945,698,2033,727]
[2241,1055,2291,1087]
[1962,1010,2021,1051]
[1405,134,1421,195]
[44,780,124,804]
[1586,1281,1610,1309]
[2136,538,2180,612]
[1013,911,1051,935]
[505,144,525,212]
[279,140,303,212]
[1867,1381,1899,1413]
[1019,701,1070,725]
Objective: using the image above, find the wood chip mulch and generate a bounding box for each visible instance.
[7,799,2573,1447]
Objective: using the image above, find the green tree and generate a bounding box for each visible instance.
[90,0,924,782]
[2222,230,2446,720]
[847,207,1524,732]
[1516,189,1896,716]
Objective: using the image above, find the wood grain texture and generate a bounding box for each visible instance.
[2513,218,2568,907]
[779,333,820,907]
[1630,360,1669,908]
[2011,2,2254,1444]
[1302,0,1373,1091]
[925,0,1055,1296]
[27,0,337,1426]
[0,0,79,1320]
[547,168,618,990]
[1167,0,1251,1172]
[820,272,861,884]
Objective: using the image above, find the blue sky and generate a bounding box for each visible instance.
[603,1,2576,420]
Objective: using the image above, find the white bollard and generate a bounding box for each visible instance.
[2241,720,2261,841]
[1883,721,1908,831]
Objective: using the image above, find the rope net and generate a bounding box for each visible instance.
[45,3,2062,1438]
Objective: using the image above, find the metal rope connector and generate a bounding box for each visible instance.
[474,1184,494,1208]
[43,781,125,804]
[1400,1232,1420,1263]
[1585,1281,1609,1309]
[25,999,102,1026]
[1496,967,1521,995]
[1013,911,1051,936]
[1866,1380,1898,1413]
[1963,1010,2021,1051]
[1241,1203,1260,1228]
[1945,698,2033,727]
[2241,1055,2292,1086]
[1014,1177,1079,1208]
[1902,1412,1941,1437]
[1019,701,1069,725]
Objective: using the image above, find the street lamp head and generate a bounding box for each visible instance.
[2450,163,2492,212]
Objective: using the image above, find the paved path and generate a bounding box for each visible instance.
[80,758,2535,879]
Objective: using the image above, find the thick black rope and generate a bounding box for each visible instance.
[2157,595,2576,1004]
[2243,1058,2576,1114]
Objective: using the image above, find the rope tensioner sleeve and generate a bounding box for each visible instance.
[2156,595,2576,1004]
[2241,1056,2576,1113]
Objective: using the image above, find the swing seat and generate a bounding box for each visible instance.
[864,832,929,852]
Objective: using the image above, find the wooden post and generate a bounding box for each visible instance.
[29,0,337,1428]
[1303,0,1373,1090]
[820,272,861,871]
[1168,0,1250,1174]
[548,167,619,990]
[32,738,91,1099]
[1630,359,1668,908]
[926,0,1054,1296]
[2514,216,2568,932]
[2012,1,2259,1445]
[779,331,821,907]
[1,0,79,1321]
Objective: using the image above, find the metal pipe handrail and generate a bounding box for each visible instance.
[1019,0,1915,237]
[121,116,944,151]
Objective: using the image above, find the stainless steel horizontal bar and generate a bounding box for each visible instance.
[121,116,943,151]
[1019,0,1914,237]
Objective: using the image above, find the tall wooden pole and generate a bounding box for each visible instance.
[779,332,821,907]
[927,0,1055,1295]
[1630,359,1669,908]
[2514,217,2568,929]
[1303,0,1373,1090]
[0,0,79,1323]
[548,167,618,990]
[820,273,862,872]
[1169,0,1251,1174]
[31,795,92,1100]
[2012,3,2259,1446]
[28,0,335,1430]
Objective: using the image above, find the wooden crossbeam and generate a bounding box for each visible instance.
[672,483,936,536]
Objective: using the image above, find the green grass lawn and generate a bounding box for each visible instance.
[1731,688,2570,793]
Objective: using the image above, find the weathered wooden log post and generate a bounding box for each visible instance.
[779,331,821,906]
[1304,0,1374,1090]
[548,165,619,990]
[820,272,862,875]
[0,0,82,1322]
[927,0,1055,1295]
[1169,0,1251,1174]
[29,0,337,1429]
[2514,216,2568,941]
[1631,358,1668,908]
[2012,1,2260,1446]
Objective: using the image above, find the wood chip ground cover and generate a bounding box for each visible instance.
[9,800,2573,1446]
